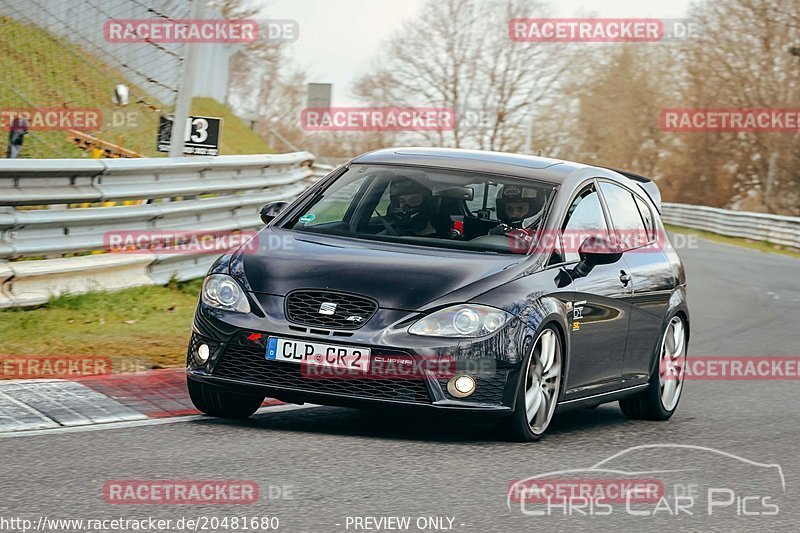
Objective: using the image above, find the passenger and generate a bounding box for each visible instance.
[492,184,543,231]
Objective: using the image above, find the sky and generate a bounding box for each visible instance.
[255,0,694,105]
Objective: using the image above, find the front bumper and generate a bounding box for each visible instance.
[187,370,512,416]
[187,297,525,415]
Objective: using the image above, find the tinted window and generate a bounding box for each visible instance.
[303,173,370,226]
[560,185,609,263]
[599,182,647,251]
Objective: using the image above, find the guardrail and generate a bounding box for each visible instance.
[661,203,800,249]
[1,156,797,308]
[0,153,333,307]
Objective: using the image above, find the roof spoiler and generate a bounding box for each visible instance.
[601,167,662,212]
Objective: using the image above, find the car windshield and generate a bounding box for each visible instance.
[281,164,555,254]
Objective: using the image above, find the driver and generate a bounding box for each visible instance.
[386,178,441,237]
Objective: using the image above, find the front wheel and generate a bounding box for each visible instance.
[619,315,687,420]
[502,326,563,442]
[188,378,265,419]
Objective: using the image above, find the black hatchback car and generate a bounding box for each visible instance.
[187,148,689,441]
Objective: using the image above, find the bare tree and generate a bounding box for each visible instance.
[354,0,577,152]
[660,0,800,213]
[551,44,674,177]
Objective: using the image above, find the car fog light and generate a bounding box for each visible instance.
[447,374,476,398]
[197,343,210,363]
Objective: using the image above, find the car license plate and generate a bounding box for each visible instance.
[266,337,370,372]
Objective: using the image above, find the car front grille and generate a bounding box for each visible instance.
[212,334,432,404]
[285,290,378,330]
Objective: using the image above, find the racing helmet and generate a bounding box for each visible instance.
[495,184,542,228]
[388,177,434,232]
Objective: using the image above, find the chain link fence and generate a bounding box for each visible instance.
[0,0,192,158]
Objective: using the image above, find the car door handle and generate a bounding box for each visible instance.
[619,271,632,286]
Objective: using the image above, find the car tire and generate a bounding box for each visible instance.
[187,377,265,419]
[619,315,687,421]
[502,325,563,442]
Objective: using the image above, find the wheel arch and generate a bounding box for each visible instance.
[511,310,570,406]
[647,305,690,376]
[545,318,569,402]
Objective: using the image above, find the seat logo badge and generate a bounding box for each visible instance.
[346,315,364,323]
[318,302,337,315]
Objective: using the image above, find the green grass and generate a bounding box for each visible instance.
[665,224,800,259]
[0,17,271,158]
[0,16,158,158]
[0,279,202,369]
[191,97,273,155]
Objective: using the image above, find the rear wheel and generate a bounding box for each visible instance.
[188,378,265,419]
[619,315,687,420]
[503,326,562,442]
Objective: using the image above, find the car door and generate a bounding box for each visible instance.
[597,181,673,383]
[559,182,633,398]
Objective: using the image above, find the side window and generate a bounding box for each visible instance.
[301,174,370,226]
[634,195,655,241]
[598,182,648,250]
[560,184,609,263]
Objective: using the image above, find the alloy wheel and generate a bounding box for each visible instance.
[658,316,686,411]
[524,328,562,435]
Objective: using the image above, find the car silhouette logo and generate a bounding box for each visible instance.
[318,302,337,315]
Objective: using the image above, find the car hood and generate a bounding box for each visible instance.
[237,229,525,310]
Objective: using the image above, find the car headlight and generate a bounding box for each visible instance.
[201,274,251,313]
[408,304,513,337]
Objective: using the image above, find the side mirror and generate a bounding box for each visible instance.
[259,201,289,225]
[574,235,622,277]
